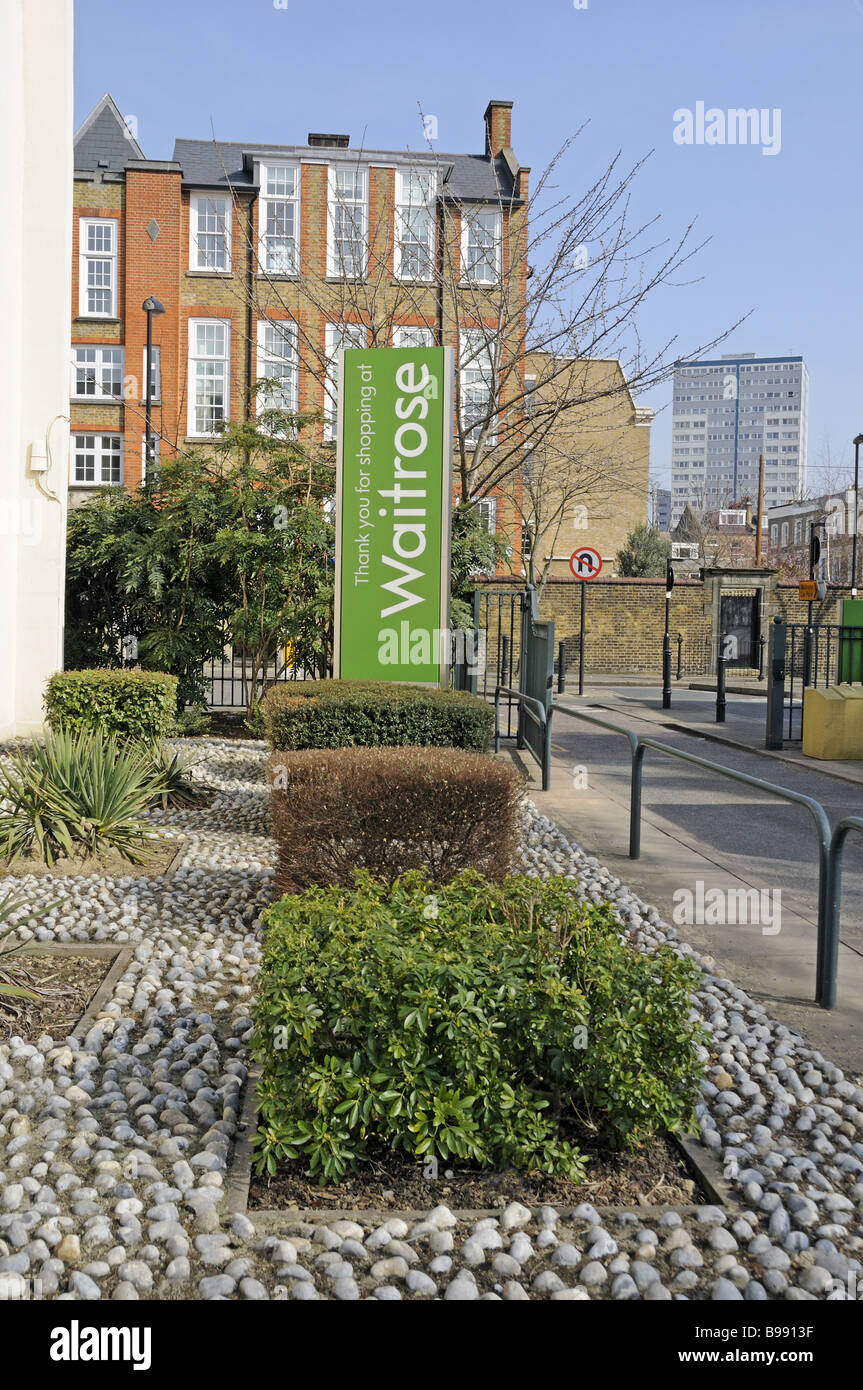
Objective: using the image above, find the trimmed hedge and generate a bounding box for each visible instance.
[269,746,520,893]
[252,871,708,1183]
[44,668,178,742]
[260,680,494,752]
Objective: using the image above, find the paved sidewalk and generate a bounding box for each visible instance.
[571,686,863,789]
[511,714,863,1076]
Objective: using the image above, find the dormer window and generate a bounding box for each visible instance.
[328,167,367,279]
[259,164,300,274]
[190,196,232,271]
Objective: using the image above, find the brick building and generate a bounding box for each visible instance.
[517,353,652,580]
[70,93,530,556]
[766,488,861,584]
[670,499,759,573]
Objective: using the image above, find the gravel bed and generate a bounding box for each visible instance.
[0,737,861,1302]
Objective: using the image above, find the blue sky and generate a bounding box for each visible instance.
[74,0,863,495]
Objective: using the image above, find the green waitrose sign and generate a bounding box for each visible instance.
[334,346,454,683]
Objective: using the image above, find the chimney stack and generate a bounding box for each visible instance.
[484,100,513,157]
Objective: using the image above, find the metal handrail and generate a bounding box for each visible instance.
[552,699,836,1008]
[494,685,551,790]
[548,704,642,857]
[824,816,863,1010]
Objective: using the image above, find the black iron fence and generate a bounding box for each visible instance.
[202,644,320,708]
[466,588,525,736]
[675,633,766,680]
[784,624,863,740]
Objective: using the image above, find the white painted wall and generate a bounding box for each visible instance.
[0,0,73,736]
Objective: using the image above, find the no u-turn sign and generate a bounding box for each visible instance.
[569,546,602,580]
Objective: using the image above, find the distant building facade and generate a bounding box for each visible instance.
[670,352,808,526]
[671,499,759,571]
[518,354,652,581]
[70,93,530,559]
[767,488,861,584]
[651,486,671,530]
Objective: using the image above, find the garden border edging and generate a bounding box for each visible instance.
[15,942,136,1042]
[224,1064,738,1223]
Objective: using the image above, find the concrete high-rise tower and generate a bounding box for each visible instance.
[670,352,808,526]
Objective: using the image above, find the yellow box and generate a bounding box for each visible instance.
[803,687,850,759]
[834,684,863,758]
[803,685,863,760]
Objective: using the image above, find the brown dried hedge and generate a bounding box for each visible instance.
[268,746,520,895]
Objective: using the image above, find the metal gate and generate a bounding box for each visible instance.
[517,586,555,784]
[457,588,525,735]
[784,623,863,740]
[719,593,760,669]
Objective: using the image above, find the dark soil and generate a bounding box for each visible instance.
[248,1130,700,1212]
[200,713,262,742]
[0,953,109,1042]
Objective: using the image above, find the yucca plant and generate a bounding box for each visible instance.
[139,741,199,810]
[0,727,163,866]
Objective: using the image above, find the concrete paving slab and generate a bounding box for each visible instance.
[511,709,863,1076]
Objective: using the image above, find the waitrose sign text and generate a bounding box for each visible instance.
[334,346,453,683]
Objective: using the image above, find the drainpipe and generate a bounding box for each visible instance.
[245,189,259,426]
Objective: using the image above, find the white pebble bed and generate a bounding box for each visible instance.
[0,736,860,1302]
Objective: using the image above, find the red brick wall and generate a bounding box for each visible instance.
[123,168,183,490]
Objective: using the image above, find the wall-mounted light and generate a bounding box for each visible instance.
[29,440,48,473]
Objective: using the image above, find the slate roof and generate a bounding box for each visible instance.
[171,138,519,203]
[74,93,145,171]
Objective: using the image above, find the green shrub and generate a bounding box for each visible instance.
[252,871,707,1184]
[244,702,267,740]
[0,727,164,865]
[261,680,494,752]
[269,746,520,894]
[169,703,210,737]
[45,668,178,742]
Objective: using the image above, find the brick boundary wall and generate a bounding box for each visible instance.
[476,575,858,676]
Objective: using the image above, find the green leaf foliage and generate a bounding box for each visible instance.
[45,668,178,742]
[615,522,671,578]
[251,871,707,1185]
[261,680,494,752]
[0,727,171,866]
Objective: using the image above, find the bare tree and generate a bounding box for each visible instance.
[199,120,746,513]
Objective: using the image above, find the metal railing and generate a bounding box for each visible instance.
[824,816,863,1010]
[551,699,844,1010]
[201,654,318,708]
[784,623,863,741]
[494,685,552,791]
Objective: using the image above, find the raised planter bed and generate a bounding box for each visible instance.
[1,835,185,881]
[224,1065,736,1225]
[0,942,134,1044]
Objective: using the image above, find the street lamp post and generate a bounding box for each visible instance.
[142,296,165,482]
[852,434,863,598]
[662,559,675,709]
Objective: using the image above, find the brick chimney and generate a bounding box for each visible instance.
[484,100,513,157]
